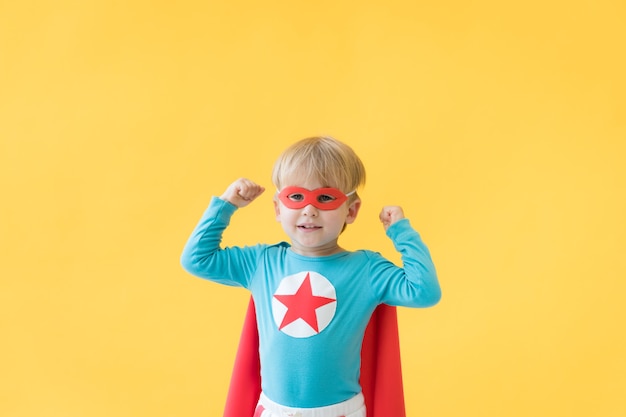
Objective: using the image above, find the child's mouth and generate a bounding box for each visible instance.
[298,225,321,230]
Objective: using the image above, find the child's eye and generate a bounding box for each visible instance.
[317,194,336,203]
[287,193,305,202]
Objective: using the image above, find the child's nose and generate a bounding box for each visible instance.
[302,203,319,216]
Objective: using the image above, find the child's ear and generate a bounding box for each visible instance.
[274,199,281,221]
[345,199,361,225]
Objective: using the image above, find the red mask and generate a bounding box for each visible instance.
[277,186,355,210]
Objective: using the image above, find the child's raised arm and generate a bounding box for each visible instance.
[374,205,441,307]
[220,178,265,208]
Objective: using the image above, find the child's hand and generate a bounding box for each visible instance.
[379,206,405,231]
[220,178,265,208]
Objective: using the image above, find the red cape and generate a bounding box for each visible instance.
[223,298,406,417]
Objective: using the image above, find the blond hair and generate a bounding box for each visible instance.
[272,136,366,201]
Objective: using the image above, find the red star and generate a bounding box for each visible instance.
[274,273,336,333]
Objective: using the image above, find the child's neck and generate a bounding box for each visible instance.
[290,243,345,257]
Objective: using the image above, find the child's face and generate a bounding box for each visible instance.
[274,177,360,257]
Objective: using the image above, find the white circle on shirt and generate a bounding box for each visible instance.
[271,271,337,338]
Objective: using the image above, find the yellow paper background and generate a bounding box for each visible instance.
[1,1,624,416]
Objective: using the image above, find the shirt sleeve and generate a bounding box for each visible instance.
[180,196,262,288]
[369,218,441,307]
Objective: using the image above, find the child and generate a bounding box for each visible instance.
[181,136,441,417]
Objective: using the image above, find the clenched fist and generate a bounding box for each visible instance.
[379,206,405,231]
[220,178,265,208]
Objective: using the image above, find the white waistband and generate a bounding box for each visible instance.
[258,392,365,417]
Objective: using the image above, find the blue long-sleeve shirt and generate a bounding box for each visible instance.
[181,197,441,408]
